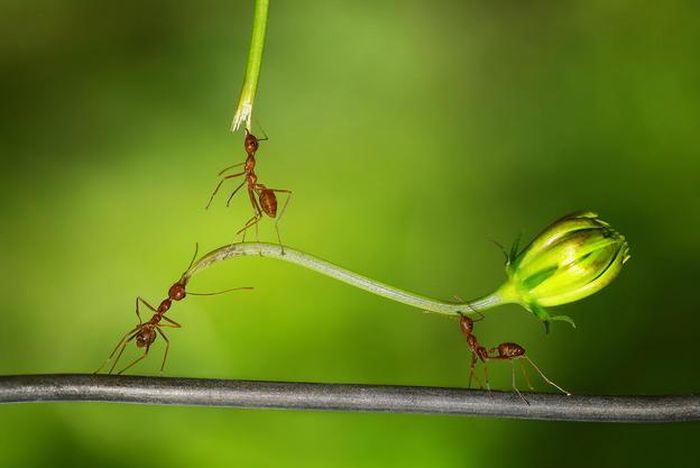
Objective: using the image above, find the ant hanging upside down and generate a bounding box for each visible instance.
[206,130,292,251]
[458,312,570,404]
[95,246,253,375]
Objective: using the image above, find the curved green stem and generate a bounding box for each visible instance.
[183,242,504,317]
[231,0,270,132]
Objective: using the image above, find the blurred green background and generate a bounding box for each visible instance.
[1,0,699,466]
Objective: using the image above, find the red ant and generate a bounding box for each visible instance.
[95,246,253,375]
[458,313,570,404]
[206,130,292,250]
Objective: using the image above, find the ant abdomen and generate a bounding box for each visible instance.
[260,190,278,217]
[494,342,526,358]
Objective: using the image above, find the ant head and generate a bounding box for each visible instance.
[459,314,474,335]
[135,326,157,349]
[244,130,259,155]
[168,282,186,301]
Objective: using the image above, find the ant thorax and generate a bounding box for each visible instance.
[157,299,172,314]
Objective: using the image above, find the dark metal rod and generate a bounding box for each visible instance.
[0,374,697,423]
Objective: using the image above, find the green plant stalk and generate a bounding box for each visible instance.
[183,242,504,316]
[231,0,270,131]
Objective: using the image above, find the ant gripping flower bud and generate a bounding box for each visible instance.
[495,212,630,332]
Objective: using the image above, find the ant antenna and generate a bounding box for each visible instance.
[253,117,269,141]
[187,286,254,296]
[464,303,485,322]
[453,296,485,322]
[181,243,199,277]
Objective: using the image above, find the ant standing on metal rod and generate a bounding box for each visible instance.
[95,245,253,375]
[458,312,570,404]
[206,129,292,252]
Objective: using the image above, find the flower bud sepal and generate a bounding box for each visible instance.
[494,280,577,333]
[529,302,576,334]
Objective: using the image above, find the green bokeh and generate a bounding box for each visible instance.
[1,0,699,466]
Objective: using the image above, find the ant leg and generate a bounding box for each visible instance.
[238,197,259,243]
[116,348,150,375]
[268,189,292,254]
[468,354,482,389]
[206,175,245,209]
[511,361,530,405]
[237,190,263,240]
[218,162,245,176]
[225,180,247,208]
[238,212,262,242]
[250,189,263,243]
[135,299,142,325]
[206,180,227,209]
[238,209,262,236]
[94,326,140,374]
[136,297,157,325]
[108,343,129,374]
[524,356,571,396]
[161,316,182,328]
[254,213,259,242]
[156,328,170,374]
[482,361,491,391]
[518,358,535,390]
[108,331,140,374]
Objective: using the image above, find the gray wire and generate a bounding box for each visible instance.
[0,374,697,423]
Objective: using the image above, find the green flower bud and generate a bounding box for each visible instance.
[496,211,630,331]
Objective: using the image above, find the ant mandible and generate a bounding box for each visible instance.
[95,246,253,375]
[206,129,292,251]
[458,312,570,404]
